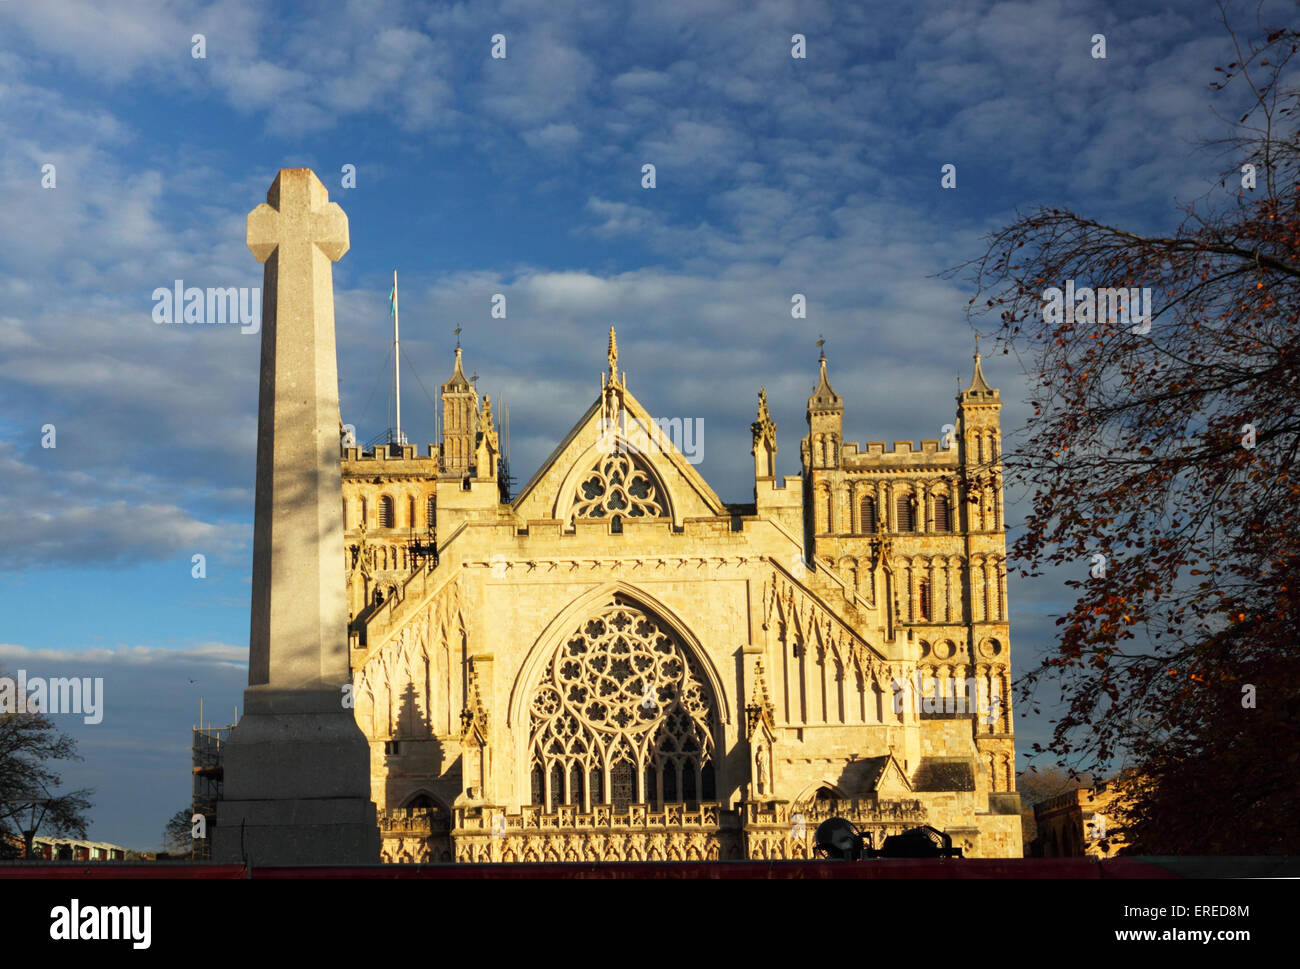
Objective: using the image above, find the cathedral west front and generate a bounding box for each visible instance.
[341,329,1022,862]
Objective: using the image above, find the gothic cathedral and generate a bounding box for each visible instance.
[341,330,1022,862]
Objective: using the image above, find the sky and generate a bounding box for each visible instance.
[0,0,1279,851]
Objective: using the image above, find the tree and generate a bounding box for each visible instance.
[0,669,94,858]
[163,808,194,857]
[954,15,1300,853]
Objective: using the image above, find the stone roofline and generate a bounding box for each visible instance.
[342,444,440,463]
[843,440,961,459]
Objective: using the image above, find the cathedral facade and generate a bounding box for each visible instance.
[341,330,1021,862]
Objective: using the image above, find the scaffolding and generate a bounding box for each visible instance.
[192,720,235,861]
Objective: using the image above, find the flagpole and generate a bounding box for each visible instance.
[393,269,402,445]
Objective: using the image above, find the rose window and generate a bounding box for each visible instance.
[528,596,717,812]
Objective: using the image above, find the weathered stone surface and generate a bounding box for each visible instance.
[214,169,379,865]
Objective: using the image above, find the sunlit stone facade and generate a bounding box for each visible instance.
[342,330,1021,862]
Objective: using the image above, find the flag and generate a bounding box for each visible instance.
[389,283,396,316]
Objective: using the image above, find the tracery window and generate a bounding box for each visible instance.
[571,452,665,523]
[528,595,718,812]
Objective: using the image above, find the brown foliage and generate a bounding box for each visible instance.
[953,16,1300,853]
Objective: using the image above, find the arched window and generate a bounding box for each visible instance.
[611,761,636,812]
[569,763,585,810]
[530,764,544,806]
[918,579,931,621]
[896,493,914,532]
[662,763,678,803]
[361,497,368,526]
[426,494,437,530]
[549,762,564,811]
[933,495,950,532]
[859,495,877,534]
[528,594,719,816]
[408,496,415,530]
[378,496,395,529]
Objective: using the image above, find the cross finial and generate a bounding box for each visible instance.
[247,169,349,264]
[608,326,618,381]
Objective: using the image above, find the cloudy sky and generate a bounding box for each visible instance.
[0,0,1275,850]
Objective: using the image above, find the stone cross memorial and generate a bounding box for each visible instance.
[214,169,380,865]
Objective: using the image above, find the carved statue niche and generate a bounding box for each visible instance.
[745,657,777,800]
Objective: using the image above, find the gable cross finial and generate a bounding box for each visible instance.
[608,326,618,383]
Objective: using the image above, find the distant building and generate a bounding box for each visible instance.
[1033,778,1129,858]
[17,837,126,861]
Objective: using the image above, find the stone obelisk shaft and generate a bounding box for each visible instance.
[214,168,379,865]
[245,172,350,689]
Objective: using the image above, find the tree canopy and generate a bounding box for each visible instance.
[956,18,1300,853]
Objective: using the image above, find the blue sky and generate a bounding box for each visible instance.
[0,0,1274,850]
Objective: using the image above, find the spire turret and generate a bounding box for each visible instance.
[751,387,778,480]
[803,350,843,472]
[475,394,499,481]
[440,345,479,473]
[962,337,998,400]
[809,353,843,415]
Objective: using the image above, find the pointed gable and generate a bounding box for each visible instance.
[512,328,728,525]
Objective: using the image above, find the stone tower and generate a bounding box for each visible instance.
[799,348,1016,800]
[955,349,1014,792]
[440,346,478,474]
